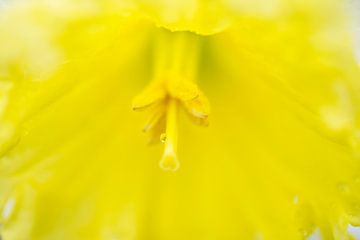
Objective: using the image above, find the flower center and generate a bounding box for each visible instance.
[132,30,210,171]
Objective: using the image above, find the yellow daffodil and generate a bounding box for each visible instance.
[1,0,360,239]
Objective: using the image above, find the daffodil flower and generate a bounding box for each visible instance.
[0,0,360,239]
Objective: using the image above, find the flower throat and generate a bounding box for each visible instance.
[132,30,210,171]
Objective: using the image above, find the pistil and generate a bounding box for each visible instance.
[159,99,179,171]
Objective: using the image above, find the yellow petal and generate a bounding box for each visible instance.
[211,0,360,151]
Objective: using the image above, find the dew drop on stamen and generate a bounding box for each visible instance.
[160,133,167,143]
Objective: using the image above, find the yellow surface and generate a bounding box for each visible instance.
[0,0,360,239]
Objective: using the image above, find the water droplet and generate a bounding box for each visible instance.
[160,133,167,143]
[159,154,179,171]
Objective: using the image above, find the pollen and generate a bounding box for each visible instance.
[132,30,210,171]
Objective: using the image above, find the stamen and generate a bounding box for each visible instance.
[160,133,167,143]
[133,30,210,171]
[159,99,180,171]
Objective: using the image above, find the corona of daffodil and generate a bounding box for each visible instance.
[1,0,360,239]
